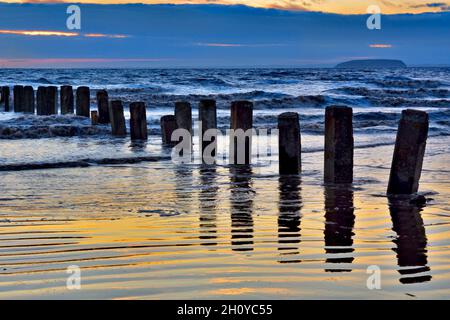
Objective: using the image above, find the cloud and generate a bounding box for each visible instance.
[0,29,129,38]
[0,29,78,37]
[409,2,450,11]
[195,42,287,47]
[84,33,129,38]
[369,44,393,48]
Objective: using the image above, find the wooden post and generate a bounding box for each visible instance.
[109,100,127,136]
[60,85,74,114]
[36,86,56,115]
[91,110,99,125]
[160,115,177,146]
[278,112,301,174]
[22,86,35,114]
[199,99,217,163]
[230,100,253,165]
[129,102,148,140]
[36,86,46,115]
[96,90,110,124]
[387,109,429,195]
[324,106,353,184]
[2,86,10,111]
[47,86,57,115]
[76,86,90,117]
[175,101,192,134]
[13,85,24,112]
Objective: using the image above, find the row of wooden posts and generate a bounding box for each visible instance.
[0,85,429,195]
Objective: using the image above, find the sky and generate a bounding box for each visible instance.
[1,0,450,14]
[0,2,449,67]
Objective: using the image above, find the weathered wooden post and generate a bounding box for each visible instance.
[76,86,90,117]
[230,100,253,165]
[109,100,126,136]
[13,85,24,112]
[129,102,148,140]
[324,106,353,184]
[60,85,74,114]
[387,109,429,195]
[47,86,57,115]
[160,115,178,146]
[2,86,10,111]
[96,90,110,124]
[199,99,217,163]
[175,101,192,135]
[36,86,46,115]
[91,110,99,125]
[36,86,56,115]
[174,101,193,158]
[23,86,35,114]
[278,112,301,174]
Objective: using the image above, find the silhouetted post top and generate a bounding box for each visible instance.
[76,86,90,118]
[174,101,192,134]
[109,100,127,136]
[230,100,253,165]
[129,101,148,141]
[47,86,58,115]
[60,85,74,114]
[199,99,218,163]
[324,105,354,184]
[96,89,110,124]
[13,85,24,112]
[23,86,35,114]
[160,115,178,147]
[387,109,429,195]
[1,86,10,111]
[230,100,253,130]
[278,112,301,175]
[36,86,56,115]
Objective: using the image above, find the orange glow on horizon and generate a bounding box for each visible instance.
[0,29,129,38]
[0,0,448,14]
[84,33,128,38]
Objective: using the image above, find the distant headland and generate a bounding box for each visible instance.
[335,59,407,69]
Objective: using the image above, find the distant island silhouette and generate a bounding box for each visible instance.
[336,59,407,69]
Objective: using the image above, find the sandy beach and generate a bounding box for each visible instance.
[0,134,448,299]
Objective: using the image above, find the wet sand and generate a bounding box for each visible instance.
[0,135,449,299]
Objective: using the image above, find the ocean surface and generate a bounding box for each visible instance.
[0,68,449,299]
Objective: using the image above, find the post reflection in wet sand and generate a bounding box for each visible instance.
[229,165,254,252]
[388,196,432,284]
[323,185,355,272]
[277,175,302,263]
[198,165,218,247]
[174,164,193,214]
